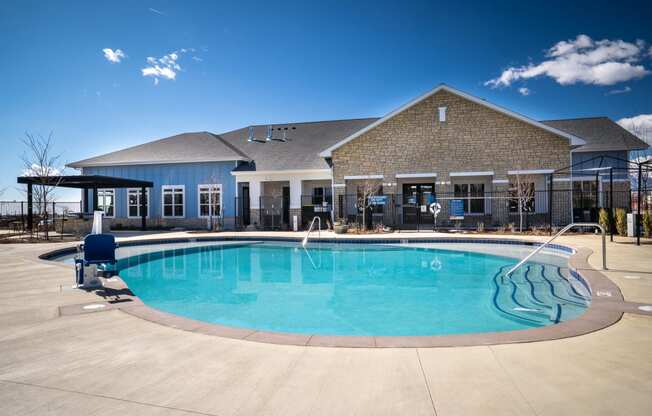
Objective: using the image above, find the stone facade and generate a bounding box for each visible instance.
[331,90,571,184]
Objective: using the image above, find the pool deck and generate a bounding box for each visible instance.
[1,231,651,415]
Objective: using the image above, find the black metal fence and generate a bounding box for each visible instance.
[335,190,647,232]
[0,201,83,239]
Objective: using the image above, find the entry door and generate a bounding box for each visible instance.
[282,186,290,226]
[402,183,435,229]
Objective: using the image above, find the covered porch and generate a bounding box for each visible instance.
[233,170,332,230]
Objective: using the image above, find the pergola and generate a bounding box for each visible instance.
[17,175,154,231]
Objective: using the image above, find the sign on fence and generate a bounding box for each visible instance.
[368,195,388,206]
[449,199,465,220]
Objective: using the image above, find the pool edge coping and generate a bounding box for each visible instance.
[47,236,628,348]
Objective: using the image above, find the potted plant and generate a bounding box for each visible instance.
[333,218,349,234]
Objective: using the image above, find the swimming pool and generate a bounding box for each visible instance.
[113,241,590,336]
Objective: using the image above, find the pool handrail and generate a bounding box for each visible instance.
[302,216,321,247]
[506,222,606,277]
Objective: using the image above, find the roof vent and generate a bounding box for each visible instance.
[438,107,447,123]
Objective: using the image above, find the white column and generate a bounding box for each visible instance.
[249,179,261,209]
[290,177,302,209]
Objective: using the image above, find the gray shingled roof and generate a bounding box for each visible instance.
[68,115,647,171]
[221,118,379,171]
[68,132,250,168]
[541,117,649,153]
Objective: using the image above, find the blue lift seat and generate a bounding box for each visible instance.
[75,234,118,285]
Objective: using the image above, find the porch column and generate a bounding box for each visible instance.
[140,186,147,231]
[249,179,261,226]
[289,177,302,230]
[92,188,98,212]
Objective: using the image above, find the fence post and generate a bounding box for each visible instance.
[637,164,642,246]
[20,201,24,232]
[609,168,614,242]
[548,174,553,235]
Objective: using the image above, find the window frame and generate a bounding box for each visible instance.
[453,182,486,215]
[126,188,150,219]
[161,185,185,218]
[197,184,223,218]
[96,188,116,218]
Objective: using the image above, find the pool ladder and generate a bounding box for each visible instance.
[302,216,321,247]
[506,222,606,277]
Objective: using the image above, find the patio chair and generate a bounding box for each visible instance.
[75,234,118,286]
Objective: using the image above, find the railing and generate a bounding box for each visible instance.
[302,216,321,247]
[506,222,606,277]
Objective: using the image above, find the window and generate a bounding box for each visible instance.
[97,189,115,217]
[312,187,325,205]
[162,186,184,218]
[453,183,485,214]
[127,188,149,218]
[509,182,535,213]
[198,184,221,217]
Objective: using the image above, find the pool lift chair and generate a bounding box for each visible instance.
[74,211,118,288]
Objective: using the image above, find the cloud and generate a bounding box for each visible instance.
[141,48,201,85]
[148,7,164,15]
[618,114,652,142]
[142,51,182,84]
[485,35,650,88]
[518,87,530,96]
[22,163,61,177]
[192,56,203,62]
[605,86,632,95]
[102,48,126,63]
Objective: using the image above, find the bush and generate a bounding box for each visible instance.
[615,208,627,236]
[598,208,611,233]
[643,211,652,238]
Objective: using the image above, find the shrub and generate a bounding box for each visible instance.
[615,208,627,236]
[598,208,611,233]
[643,211,652,238]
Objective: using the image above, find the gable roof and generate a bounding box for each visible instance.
[319,84,586,157]
[68,132,250,168]
[220,118,379,171]
[541,117,649,153]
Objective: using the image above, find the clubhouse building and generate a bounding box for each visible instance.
[68,84,648,230]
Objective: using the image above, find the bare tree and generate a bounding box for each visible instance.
[20,132,64,238]
[356,180,382,231]
[510,173,536,232]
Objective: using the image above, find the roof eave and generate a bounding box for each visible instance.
[66,156,250,169]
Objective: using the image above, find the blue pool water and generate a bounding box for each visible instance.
[116,242,590,336]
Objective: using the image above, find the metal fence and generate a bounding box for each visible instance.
[0,201,82,230]
[335,190,646,232]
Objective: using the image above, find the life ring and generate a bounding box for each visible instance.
[429,202,441,216]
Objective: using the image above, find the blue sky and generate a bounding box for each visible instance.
[1,0,651,200]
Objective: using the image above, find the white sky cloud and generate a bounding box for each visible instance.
[148,7,164,15]
[141,49,200,85]
[102,48,126,63]
[517,87,530,96]
[605,86,632,95]
[618,114,652,144]
[486,35,650,88]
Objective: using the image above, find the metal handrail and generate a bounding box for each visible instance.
[302,216,321,247]
[506,222,606,277]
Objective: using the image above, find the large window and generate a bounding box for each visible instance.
[311,187,331,212]
[97,189,115,217]
[198,184,222,217]
[509,182,536,213]
[162,186,184,218]
[127,188,149,218]
[453,183,485,214]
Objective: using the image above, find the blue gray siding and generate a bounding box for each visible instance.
[82,162,237,218]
